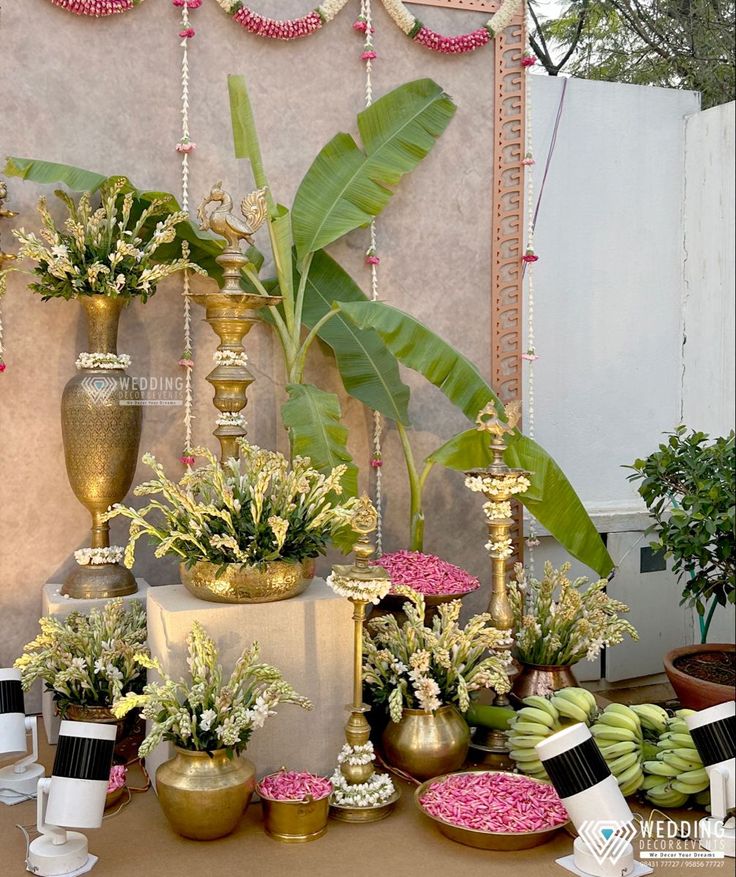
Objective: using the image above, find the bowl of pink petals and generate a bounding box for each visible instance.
[415,771,570,850]
[373,551,480,609]
[105,764,127,809]
[257,770,333,843]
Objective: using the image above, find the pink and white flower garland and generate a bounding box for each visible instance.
[49,0,143,16]
[381,0,523,55]
[215,0,351,41]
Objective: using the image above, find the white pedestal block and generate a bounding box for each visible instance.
[40,580,149,746]
[145,581,352,792]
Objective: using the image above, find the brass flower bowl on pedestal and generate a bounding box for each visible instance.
[415,770,570,851]
[180,559,316,604]
[382,705,470,781]
[156,747,256,840]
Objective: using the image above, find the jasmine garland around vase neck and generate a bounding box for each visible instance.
[105,438,358,569]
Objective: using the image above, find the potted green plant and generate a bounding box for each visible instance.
[14,599,147,731]
[507,562,638,699]
[362,587,511,780]
[113,620,312,840]
[628,427,735,709]
[105,440,356,603]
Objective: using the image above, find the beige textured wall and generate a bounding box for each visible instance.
[0,0,499,681]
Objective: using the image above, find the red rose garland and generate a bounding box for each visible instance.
[49,0,143,15]
[215,0,351,40]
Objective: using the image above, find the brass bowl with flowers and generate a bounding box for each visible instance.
[180,558,316,604]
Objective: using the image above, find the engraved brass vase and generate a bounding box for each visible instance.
[156,747,256,840]
[61,296,141,598]
[180,558,316,604]
[511,662,579,701]
[381,705,470,781]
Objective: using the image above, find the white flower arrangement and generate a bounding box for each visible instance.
[74,546,125,566]
[76,352,131,371]
[485,537,513,560]
[336,742,375,767]
[326,573,392,605]
[465,473,531,496]
[216,412,247,428]
[482,500,512,521]
[329,770,396,808]
[318,0,351,22]
[213,349,248,368]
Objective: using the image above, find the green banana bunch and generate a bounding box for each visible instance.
[642,710,711,809]
[590,703,646,796]
[630,703,669,739]
[507,688,598,781]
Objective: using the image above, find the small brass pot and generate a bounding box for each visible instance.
[511,663,579,701]
[382,705,470,781]
[258,784,331,844]
[180,559,315,604]
[156,747,256,840]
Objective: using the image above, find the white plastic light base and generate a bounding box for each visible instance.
[27,832,89,876]
[555,837,654,877]
[698,816,735,858]
[0,762,44,805]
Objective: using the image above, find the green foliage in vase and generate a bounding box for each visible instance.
[628,427,735,643]
[508,561,638,666]
[362,587,512,722]
[104,440,357,569]
[113,621,311,757]
[14,599,148,716]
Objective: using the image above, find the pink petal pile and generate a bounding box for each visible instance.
[374,551,480,597]
[107,764,127,793]
[420,773,569,834]
[52,0,135,15]
[258,771,333,802]
[233,7,323,40]
[413,26,491,55]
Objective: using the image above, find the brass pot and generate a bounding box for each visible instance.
[156,747,256,840]
[61,296,141,599]
[259,782,331,843]
[381,705,470,781]
[180,558,316,604]
[511,662,579,701]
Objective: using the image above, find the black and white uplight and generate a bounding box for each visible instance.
[26,719,116,877]
[685,700,735,859]
[0,668,44,805]
[536,723,652,877]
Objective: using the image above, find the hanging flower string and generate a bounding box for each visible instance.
[381,0,522,55]
[174,0,198,469]
[49,0,143,15]
[0,180,16,373]
[215,0,351,41]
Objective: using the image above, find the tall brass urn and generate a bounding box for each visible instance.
[61,296,141,598]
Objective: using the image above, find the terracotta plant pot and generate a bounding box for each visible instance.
[663,643,736,710]
[511,663,579,701]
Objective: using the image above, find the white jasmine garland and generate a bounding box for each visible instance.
[76,352,131,371]
[485,537,514,560]
[216,412,246,428]
[318,0,351,22]
[213,349,248,368]
[330,770,396,808]
[326,573,391,605]
[74,546,125,566]
[336,742,375,767]
[465,473,531,496]
[483,500,512,521]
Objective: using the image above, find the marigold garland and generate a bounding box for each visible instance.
[49,0,143,16]
[381,0,523,55]
[215,0,351,40]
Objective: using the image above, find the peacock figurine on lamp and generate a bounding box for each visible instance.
[194,183,281,461]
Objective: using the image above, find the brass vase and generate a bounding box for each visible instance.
[381,705,470,781]
[61,296,141,598]
[180,558,315,604]
[511,662,579,701]
[156,747,256,840]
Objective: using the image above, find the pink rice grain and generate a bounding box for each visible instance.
[257,770,333,802]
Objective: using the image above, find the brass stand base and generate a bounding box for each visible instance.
[329,787,401,824]
[61,563,138,599]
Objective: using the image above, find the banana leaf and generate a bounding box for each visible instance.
[291,79,456,262]
[4,156,223,279]
[300,251,410,425]
[339,299,614,577]
[282,383,358,496]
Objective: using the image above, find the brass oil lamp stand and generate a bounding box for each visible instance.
[195,184,281,462]
[328,497,400,823]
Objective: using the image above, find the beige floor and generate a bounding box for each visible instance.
[0,729,722,877]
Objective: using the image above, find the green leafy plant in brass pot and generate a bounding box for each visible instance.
[628,427,735,709]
